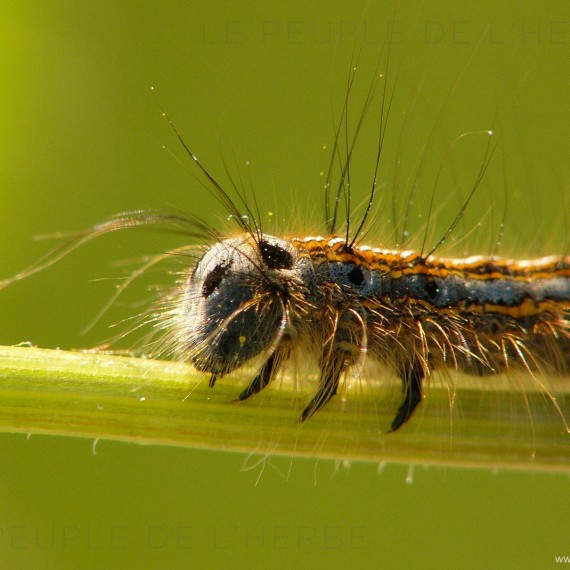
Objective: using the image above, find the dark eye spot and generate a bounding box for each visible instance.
[202,262,231,297]
[259,240,294,270]
[347,265,365,287]
[425,277,439,301]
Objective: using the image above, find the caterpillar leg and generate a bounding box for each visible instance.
[302,305,366,421]
[390,359,424,432]
[237,343,290,401]
[301,352,344,421]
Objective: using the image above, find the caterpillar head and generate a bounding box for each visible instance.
[180,235,312,375]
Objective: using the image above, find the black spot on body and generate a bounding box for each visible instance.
[337,243,354,254]
[259,240,294,270]
[425,277,439,301]
[348,265,365,287]
[202,262,231,297]
[488,318,501,334]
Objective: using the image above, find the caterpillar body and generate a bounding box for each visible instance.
[167,229,569,432]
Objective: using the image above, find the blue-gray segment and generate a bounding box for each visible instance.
[326,262,570,308]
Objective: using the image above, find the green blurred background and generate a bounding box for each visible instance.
[0,1,568,568]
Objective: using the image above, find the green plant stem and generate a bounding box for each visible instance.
[0,345,568,472]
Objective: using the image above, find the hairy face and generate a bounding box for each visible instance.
[181,235,313,375]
